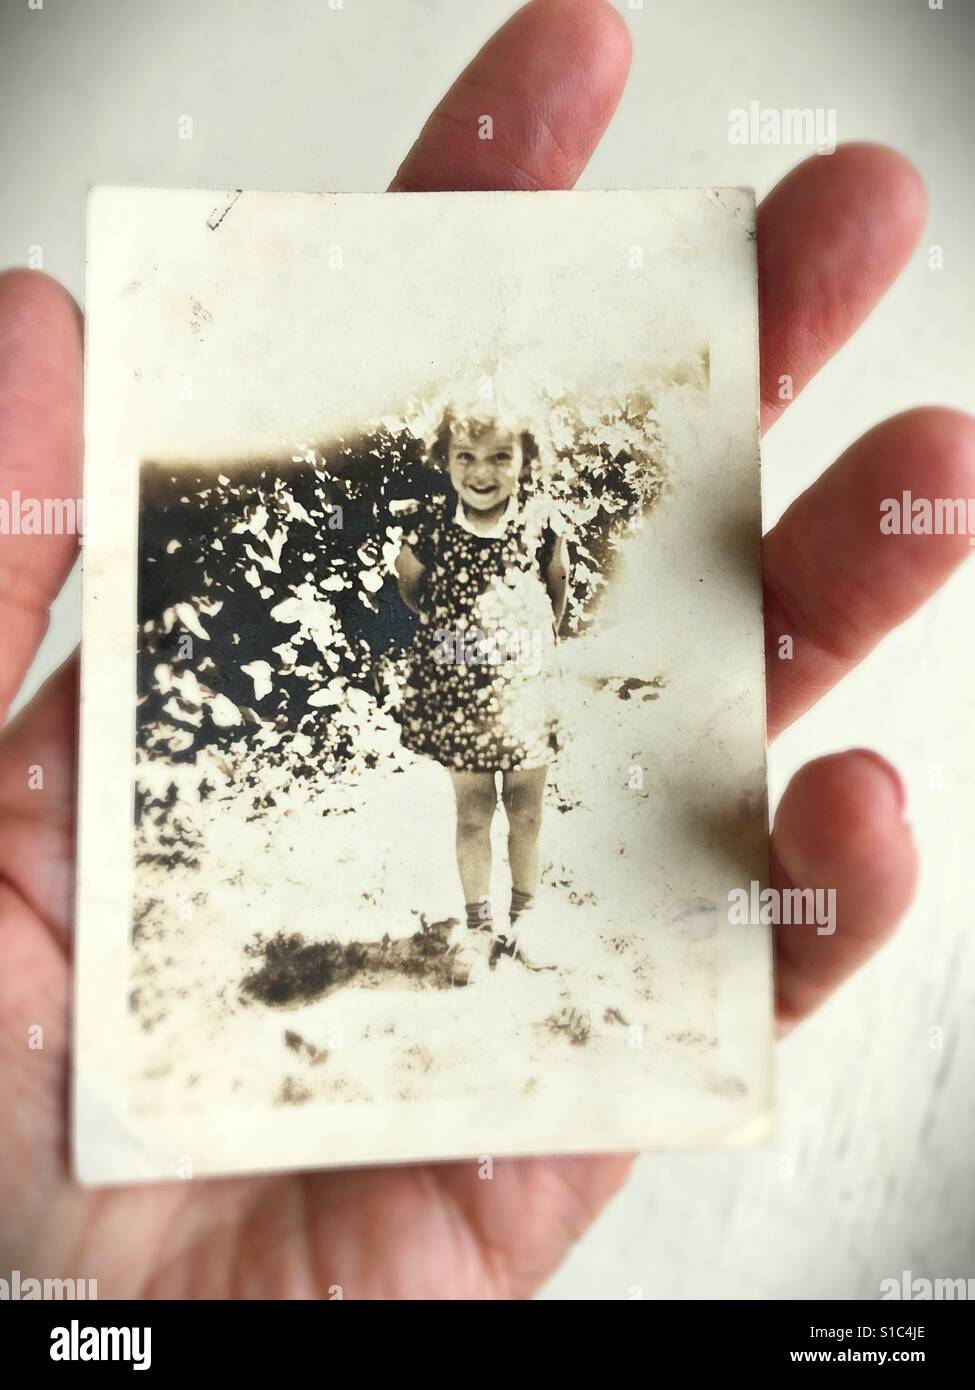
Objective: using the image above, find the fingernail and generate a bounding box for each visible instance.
[848,748,909,822]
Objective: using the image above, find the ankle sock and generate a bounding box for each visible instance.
[466,898,493,932]
[510,888,534,928]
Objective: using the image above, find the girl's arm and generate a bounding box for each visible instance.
[395,539,427,616]
[543,534,569,632]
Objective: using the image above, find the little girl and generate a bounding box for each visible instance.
[395,401,568,984]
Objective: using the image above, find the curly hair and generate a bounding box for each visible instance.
[427,406,541,473]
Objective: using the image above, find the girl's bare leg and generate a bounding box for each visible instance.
[501,765,548,896]
[448,770,498,908]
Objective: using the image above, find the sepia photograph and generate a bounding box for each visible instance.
[75,184,770,1182]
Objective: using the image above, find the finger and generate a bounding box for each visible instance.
[0,877,70,1213]
[771,749,917,1033]
[759,143,927,432]
[0,653,78,943]
[764,406,975,738]
[390,0,631,193]
[0,270,83,723]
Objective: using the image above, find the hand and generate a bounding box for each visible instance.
[1,0,971,1300]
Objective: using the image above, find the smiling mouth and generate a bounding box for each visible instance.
[467,483,497,496]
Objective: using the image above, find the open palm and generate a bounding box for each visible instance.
[1,0,972,1299]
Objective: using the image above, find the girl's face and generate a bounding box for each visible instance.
[447,424,523,514]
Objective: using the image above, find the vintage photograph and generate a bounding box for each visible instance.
[75,185,771,1182]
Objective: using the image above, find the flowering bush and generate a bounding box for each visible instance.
[136,392,667,839]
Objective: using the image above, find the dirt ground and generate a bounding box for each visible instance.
[128,655,750,1131]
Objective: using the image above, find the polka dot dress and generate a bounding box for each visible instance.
[398,492,561,772]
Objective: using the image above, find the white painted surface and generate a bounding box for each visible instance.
[2,0,972,1297]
